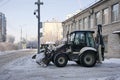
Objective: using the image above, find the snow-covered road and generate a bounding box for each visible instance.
[0,53,120,80]
[0,49,36,68]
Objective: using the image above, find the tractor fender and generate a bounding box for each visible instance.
[79,47,97,56]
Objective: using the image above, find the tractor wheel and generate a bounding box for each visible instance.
[81,53,96,67]
[75,61,82,65]
[51,58,54,63]
[54,53,68,67]
[51,54,55,64]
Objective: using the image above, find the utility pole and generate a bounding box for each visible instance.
[34,0,43,53]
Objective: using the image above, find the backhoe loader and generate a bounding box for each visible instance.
[34,24,104,67]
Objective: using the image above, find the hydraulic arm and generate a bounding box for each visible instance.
[96,24,105,62]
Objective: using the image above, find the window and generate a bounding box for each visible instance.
[70,33,75,42]
[74,21,76,30]
[103,8,109,25]
[95,11,101,25]
[76,21,79,30]
[86,33,95,48]
[83,17,88,30]
[75,21,78,30]
[79,19,83,30]
[89,15,94,28]
[68,24,70,32]
[66,25,68,32]
[65,25,68,36]
[69,24,72,32]
[103,35,108,53]
[112,3,119,22]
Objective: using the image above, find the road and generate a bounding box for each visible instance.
[0,50,120,80]
[0,49,36,68]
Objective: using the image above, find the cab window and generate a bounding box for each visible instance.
[70,33,75,41]
[74,32,85,45]
[86,33,95,47]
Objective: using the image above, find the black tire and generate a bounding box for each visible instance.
[54,53,68,67]
[75,61,82,65]
[81,52,96,67]
[51,55,55,63]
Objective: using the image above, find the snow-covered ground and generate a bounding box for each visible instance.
[0,49,32,56]
[1,55,120,80]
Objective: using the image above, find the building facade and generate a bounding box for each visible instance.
[62,0,120,58]
[0,12,6,42]
[41,20,63,44]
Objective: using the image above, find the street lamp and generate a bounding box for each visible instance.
[34,0,43,53]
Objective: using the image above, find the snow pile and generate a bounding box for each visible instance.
[3,55,37,70]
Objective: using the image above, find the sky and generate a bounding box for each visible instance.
[0,0,99,43]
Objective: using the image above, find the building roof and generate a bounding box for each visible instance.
[62,0,108,23]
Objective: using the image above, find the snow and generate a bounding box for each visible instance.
[103,58,120,64]
[0,49,31,56]
[1,55,120,80]
[113,30,120,34]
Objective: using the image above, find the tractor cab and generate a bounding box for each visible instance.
[68,31,95,52]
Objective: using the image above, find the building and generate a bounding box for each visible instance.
[42,20,63,44]
[0,12,6,42]
[62,0,120,58]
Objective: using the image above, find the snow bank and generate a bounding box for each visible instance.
[103,58,120,64]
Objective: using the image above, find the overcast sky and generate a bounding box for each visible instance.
[0,0,99,43]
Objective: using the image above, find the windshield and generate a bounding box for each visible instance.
[74,32,86,45]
